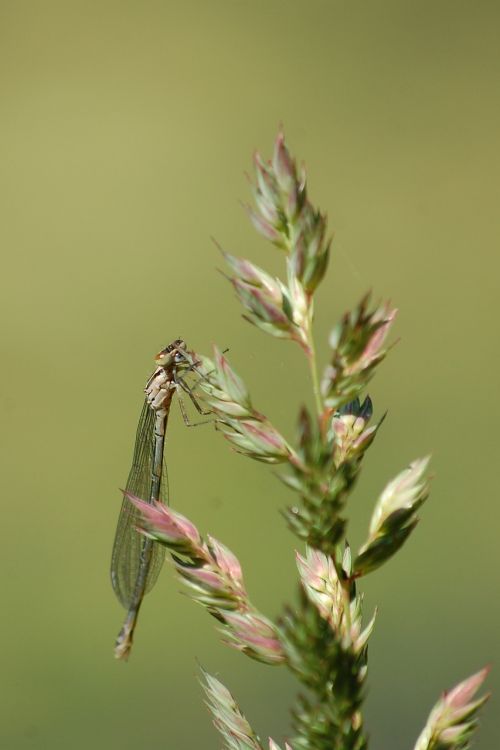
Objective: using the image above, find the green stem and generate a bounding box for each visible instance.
[307,311,323,418]
[341,578,352,642]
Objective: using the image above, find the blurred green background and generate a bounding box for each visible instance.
[1,1,498,748]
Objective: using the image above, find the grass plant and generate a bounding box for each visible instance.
[129,133,489,750]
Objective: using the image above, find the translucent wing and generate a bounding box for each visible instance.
[110,401,167,609]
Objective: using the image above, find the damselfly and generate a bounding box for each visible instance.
[110,339,207,660]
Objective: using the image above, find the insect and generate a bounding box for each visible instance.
[110,339,207,660]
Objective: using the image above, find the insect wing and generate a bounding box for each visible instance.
[110,401,167,608]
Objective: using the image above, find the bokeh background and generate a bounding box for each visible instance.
[1,1,498,748]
